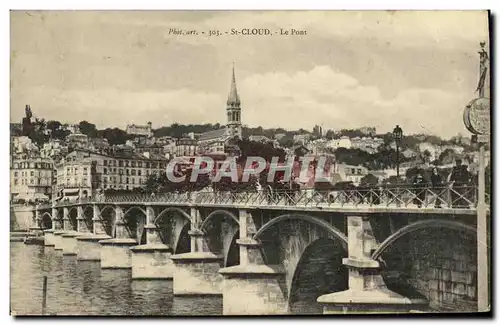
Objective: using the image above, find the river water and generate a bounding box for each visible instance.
[10,242,223,316]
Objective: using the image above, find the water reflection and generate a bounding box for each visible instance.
[172,296,223,316]
[10,243,223,316]
[130,280,173,316]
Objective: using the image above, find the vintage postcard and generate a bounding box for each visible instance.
[9,10,491,316]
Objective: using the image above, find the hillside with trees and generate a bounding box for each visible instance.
[333,146,412,170]
[15,108,471,155]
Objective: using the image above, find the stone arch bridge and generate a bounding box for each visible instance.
[32,186,487,315]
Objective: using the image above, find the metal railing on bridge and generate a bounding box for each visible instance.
[76,184,486,210]
[51,197,93,208]
[195,185,484,209]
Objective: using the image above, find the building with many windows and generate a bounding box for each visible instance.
[40,139,68,160]
[99,150,167,191]
[126,122,153,138]
[11,136,39,158]
[67,132,90,151]
[10,157,53,202]
[334,163,369,186]
[175,138,198,157]
[54,151,92,200]
[350,136,384,154]
[54,149,168,198]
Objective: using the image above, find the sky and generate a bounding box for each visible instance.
[10,10,489,138]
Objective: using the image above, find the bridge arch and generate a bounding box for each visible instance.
[123,206,147,219]
[97,205,118,237]
[199,210,240,267]
[67,206,78,216]
[41,212,52,229]
[79,205,95,232]
[155,207,192,224]
[224,230,240,267]
[82,205,94,214]
[199,209,239,232]
[41,211,52,219]
[288,237,348,314]
[372,218,478,311]
[67,206,79,230]
[372,219,477,261]
[253,213,348,249]
[154,208,192,255]
[99,205,116,216]
[122,206,147,244]
[173,223,191,255]
[254,213,348,312]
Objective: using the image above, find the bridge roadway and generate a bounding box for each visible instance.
[30,186,485,315]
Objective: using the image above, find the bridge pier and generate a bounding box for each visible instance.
[317,216,428,314]
[27,208,44,241]
[171,208,224,296]
[62,231,80,255]
[53,208,68,250]
[76,205,111,261]
[131,206,174,279]
[99,206,137,269]
[44,208,60,247]
[77,206,91,234]
[219,209,287,315]
[62,207,80,255]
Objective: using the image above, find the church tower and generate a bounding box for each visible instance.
[226,65,242,139]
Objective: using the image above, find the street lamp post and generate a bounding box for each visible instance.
[392,125,403,179]
[463,41,490,312]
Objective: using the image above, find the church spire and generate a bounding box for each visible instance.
[227,63,241,106]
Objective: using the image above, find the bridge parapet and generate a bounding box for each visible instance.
[198,186,480,210]
[103,192,192,204]
[41,185,486,213]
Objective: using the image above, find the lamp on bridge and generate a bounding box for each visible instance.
[392,125,403,179]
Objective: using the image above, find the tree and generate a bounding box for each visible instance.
[338,129,365,139]
[325,129,335,140]
[405,167,429,183]
[10,123,22,136]
[46,120,70,140]
[46,120,62,132]
[436,149,456,165]
[236,139,286,163]
[278,134,294,148]
[360,174,379,187]
[154,123,221,138]
[28,118,49,146]
[421,149,432,163]
[334,148,373,168]
[98,128,131,145]
[144,168,213,194]
[294,145,309,158]
[382,175,405,185]
[79,121,98,138]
